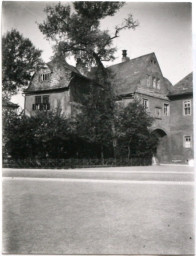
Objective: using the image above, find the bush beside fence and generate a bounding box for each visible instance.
[3,157,152,168]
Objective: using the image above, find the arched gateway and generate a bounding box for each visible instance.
[152,128,169,163]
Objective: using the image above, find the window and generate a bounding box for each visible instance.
[151,59,156,64]
[183,100,191,116]
[155,107,162,118]
[184,136,191,148]
[32,95,50,111]
[147,76,151,87]
[153,78,156,88]
[143,98,149,110]
[35,96,41,104]
[163,103,170,116]
[43,95,49,104]
[40,73,50,81]
[152,78,160,89]
[157,79,160,89]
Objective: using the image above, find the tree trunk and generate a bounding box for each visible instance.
[92,52,108,86]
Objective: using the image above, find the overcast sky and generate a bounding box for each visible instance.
[2,1,193,106]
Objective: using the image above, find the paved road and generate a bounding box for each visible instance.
[3,165,194,181]
[2,165,195,254]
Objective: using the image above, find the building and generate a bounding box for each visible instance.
[107,51,172,162]
[24,56,101,117]
[2,99,19,113]
[107,51,193,163]
[24,52,193,163]
[168,73,193,163]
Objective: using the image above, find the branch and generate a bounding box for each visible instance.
[58,42,88,53]
[113,18,138,39]
[101,58,112,62]
[97,14,138,56]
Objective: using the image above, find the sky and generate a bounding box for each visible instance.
[1,1,193,107]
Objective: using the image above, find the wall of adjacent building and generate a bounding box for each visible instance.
[136,93,170,132]
[169,96,193,162]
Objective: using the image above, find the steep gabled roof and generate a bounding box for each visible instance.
[46,56,79,74]
[108,52,156,71]
[107,52,163,95]
[24,56,101,94]
[24,56,80,93]
[168,72,193,97]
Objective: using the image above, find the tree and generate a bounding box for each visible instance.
[38,2,138,158]
[2,29,43,98]
[3,109,76,159]
[38,1,138,84]
[75,85,114,159]
[114,100,158,159]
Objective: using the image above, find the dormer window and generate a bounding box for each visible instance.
[40,73,50,82]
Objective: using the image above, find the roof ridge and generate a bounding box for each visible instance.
[107,52,155,69]
[47,56,79,73]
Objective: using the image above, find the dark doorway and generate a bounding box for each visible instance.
[152,129,168,163]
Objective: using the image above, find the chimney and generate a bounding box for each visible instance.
[122,50,130,62]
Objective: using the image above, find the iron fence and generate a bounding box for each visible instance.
[3,157,152,169]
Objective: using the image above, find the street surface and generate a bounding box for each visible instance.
[2,165,195,254]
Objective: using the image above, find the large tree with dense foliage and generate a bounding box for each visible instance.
[75,85,114,159]
[3,100,158,160]
[3,107,112,160]
[2,29,43,98]
[3,110,76,159]
[38,2,138,158]
[39,1,138,84]
[114,100,159,159]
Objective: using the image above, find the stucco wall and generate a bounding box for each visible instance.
[169,96,193,162]
[136,93,171,162]
[25,90,71,117]
[136,93,170,134]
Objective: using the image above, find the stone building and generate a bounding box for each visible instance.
[24,52,193,163]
